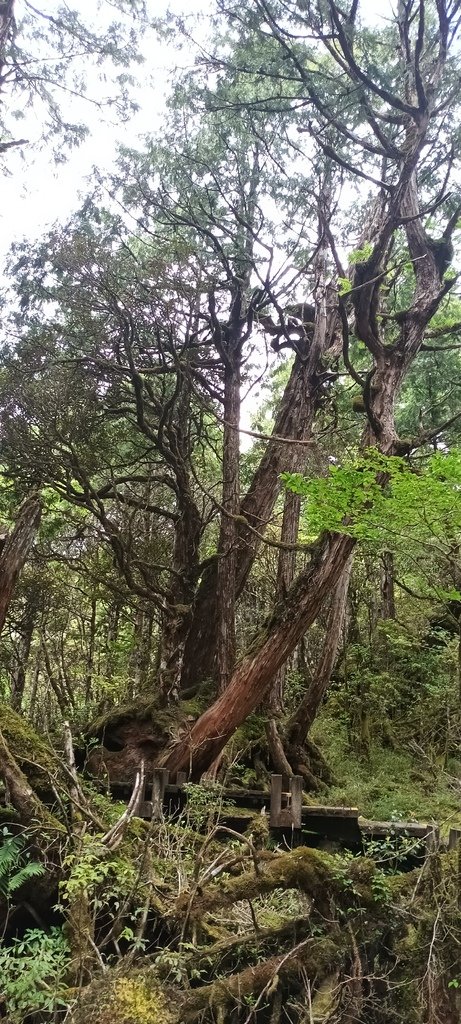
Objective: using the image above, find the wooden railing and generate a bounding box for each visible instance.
[122,769,453,855]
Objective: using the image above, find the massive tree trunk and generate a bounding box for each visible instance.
[180,313,338,692]
[0,493,41,636]
[162,530,356,777]
[164,132,454,775]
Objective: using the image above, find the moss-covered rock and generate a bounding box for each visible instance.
[69,968,177,1024]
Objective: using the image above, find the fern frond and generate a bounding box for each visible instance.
[7,861,45,894]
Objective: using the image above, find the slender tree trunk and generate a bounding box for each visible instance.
[215,361,241,691]
[286,555,353,747]
[84,596,97,703]
[0,493,41,635]
[269,490,301,714]
[158,494,202,702]
[10,586,39,711]
[380,551,396,620]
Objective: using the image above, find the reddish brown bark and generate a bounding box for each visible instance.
[0,493,41,636]
[180,331,332,692]
[162,531,356,777]
[163,133,454,775]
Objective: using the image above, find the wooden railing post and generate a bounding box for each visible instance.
[448,828,461,850]
[151,768,169,821]
[270,774,302,829]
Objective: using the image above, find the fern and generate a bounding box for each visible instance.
[0,829,44,898]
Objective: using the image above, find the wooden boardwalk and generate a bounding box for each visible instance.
[111,769,453,855]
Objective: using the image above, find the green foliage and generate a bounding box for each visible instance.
[60,836,137,909]
[0,827,44,899]
[0,927,70,1022]
[283,450,461,564]
[183,781,235,830]
[348,242,374,265]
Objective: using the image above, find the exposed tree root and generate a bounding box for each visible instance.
[181,934,345,1021]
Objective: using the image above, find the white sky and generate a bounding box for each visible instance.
[0,0,209,260]
[0,0,392,448]
[0,0,390,260]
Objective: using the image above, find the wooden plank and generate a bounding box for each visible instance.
[425,827,440,855]
[270,774,283,827]
[270,775,303,829]
[361,821,432,839]
[303,806,358,819]
[290,776,303,830]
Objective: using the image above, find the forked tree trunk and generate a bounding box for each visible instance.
[0,493,41,636]
[180,332,331,692]
[163,144,452,775]
[286,554,353,748]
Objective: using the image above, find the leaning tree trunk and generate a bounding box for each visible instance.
[162,530,356,777]
[0,493,41,636]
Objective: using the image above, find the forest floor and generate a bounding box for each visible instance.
[314,712,461,829]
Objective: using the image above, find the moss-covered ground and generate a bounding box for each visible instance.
[312,712,461,830]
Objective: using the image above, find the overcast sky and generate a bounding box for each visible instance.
[1,0,394,259]
[0,0,208,261]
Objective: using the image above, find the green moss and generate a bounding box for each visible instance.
[69,969,177,1024]
[0,704,61,791]
[312,714,461,830]
[88,696,176,739]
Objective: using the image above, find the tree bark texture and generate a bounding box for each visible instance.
[0,493,41,637]
[179,341,327,692]
[10,583,40,711]
[215,361,241,691]
[380,551,396,620]
[165,121,455,774]
[158,493,202,701]
[162,531,356,777]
